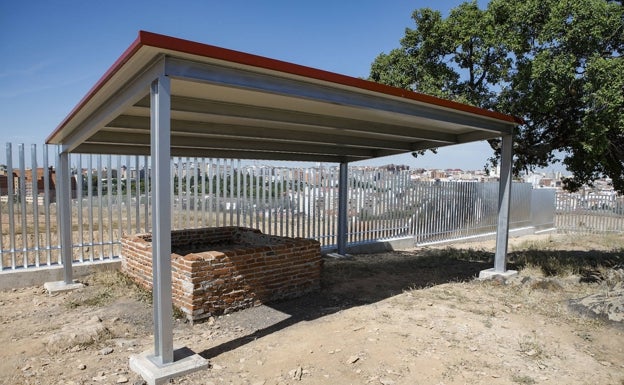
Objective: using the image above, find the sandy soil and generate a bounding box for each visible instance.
[1,234,623,385]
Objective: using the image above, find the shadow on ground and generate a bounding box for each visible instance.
[198,245,623,359]
[198,247,493,359]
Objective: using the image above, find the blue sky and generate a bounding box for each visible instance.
[0,0,532,171]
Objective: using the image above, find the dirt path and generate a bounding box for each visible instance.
[1,233,623,385]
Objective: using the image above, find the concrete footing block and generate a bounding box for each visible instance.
[43,280,84,293]
[478,268,518,280]
[129,347,209,385]
[324,253,353,259]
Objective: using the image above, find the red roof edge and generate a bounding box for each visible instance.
[47,31,522,144]
[138,31,522,125]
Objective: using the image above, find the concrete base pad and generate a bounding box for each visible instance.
[324,253,353,259]
[478,268,518,280]
[129,347,209,385]
[44,280,85,293]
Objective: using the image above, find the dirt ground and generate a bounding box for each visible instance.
[1,233,623,385]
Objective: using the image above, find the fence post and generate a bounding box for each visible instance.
[58,151,73,283]
[43,149,84,293]
[493,134,514,273]
[337,161,348,255]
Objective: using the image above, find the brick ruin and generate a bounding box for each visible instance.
[121,227,322,323]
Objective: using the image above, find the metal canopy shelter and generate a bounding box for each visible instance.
[46,31,520,381]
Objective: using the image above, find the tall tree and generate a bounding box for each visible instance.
[370,0,624,192]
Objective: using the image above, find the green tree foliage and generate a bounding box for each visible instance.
[370,0,624,192]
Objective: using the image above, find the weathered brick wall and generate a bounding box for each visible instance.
[121,227,321,323]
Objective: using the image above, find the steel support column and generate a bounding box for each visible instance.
[150,75,174,365]
[58,151,73,284]
[494,134,513,272]
[337,161,348,255]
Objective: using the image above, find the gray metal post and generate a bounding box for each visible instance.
[494,134,513,272]
[337,161,348,255]
[150,75,174,365]
[58,150,73,284]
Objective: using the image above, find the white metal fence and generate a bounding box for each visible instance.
[555,190,624,233]
[0,143,566,272]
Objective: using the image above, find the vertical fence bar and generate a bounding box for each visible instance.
[383,169,389,239]
[172,158,177,230]
[125,156,132,236]
[6,144,16,268]
[321,167,327,245]
[352,169,356,243]
[285,169,289,237]
[107,156,114,258]
[297,169,302,238]
[171,159,177,229]
[308,168,314,240]
[228,159,234,226]
[391,170,398,238]
[18,144,28,267]
[193,157,198,228]
[208,159,214,227]
[262,167,267,233]
[416,182,423,243]
[43,145,52,265]
[76,155,85,262]
[170,160,176,230]
[201,159,207,227]
[229,159,233,227]
[97,155,104,260]
[418,182,425,242]
[315,167,320,241]
[330,167,336,245]
[254,167,260,230]
[386,170,392,239]
[144,155,150,233]
[270,169,276,235]
[280,171,285,237]
[364,170,370,241]
[430,181,436,241]
[224,159,228,226]
[439,182,445,241]
[215,159,221,227]
[244,165,249,227]
[236,160,241,227]
[31,145,40,267]
[458,182,465,238]
[365,169,372,242]
[429,182,436,241]
[134,155,141,233]
[183,158,189,229]
[116,155,123,252]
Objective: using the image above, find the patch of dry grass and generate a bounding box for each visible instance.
[65,270,151,309]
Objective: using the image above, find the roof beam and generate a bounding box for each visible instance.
[73,143,359,163]
[105,115,417,151]
[86,131,378,158]
[133,96,461,144]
